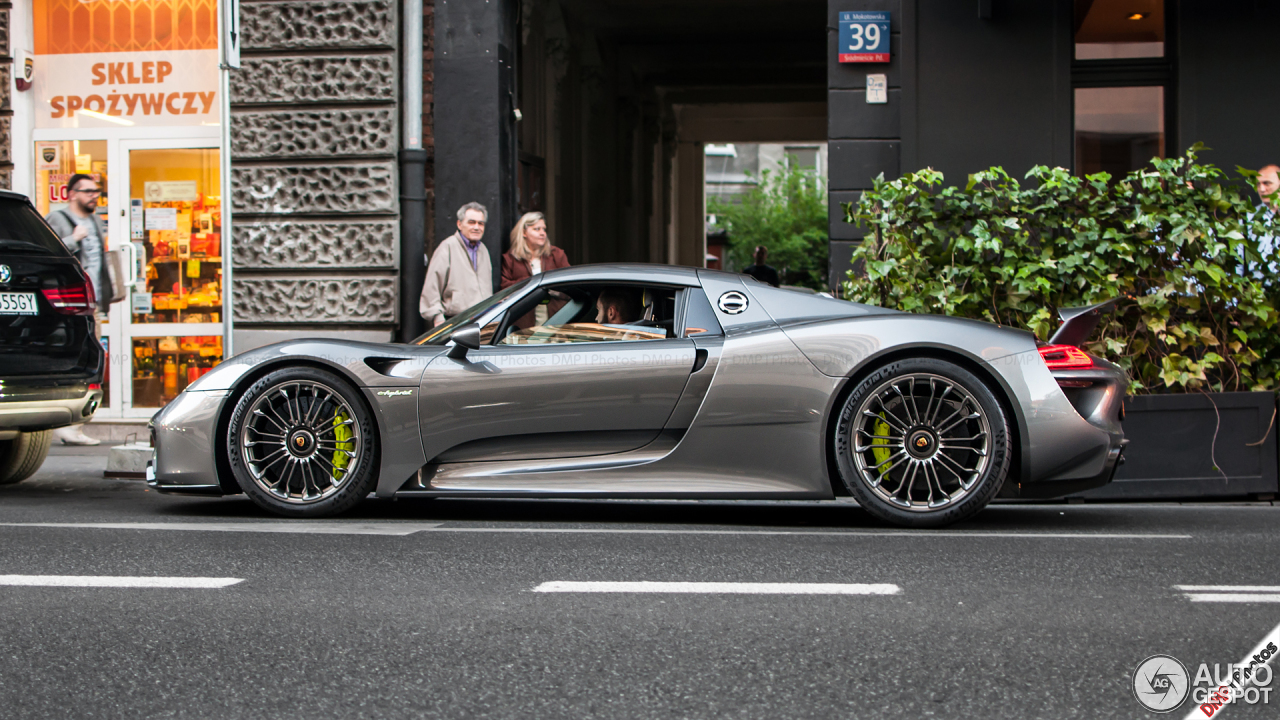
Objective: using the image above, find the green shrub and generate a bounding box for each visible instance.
[708,165,829,290]
[842,147,1280,393]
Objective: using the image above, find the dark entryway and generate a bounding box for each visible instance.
[433,0,828,274]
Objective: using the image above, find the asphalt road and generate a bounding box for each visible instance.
[1,446,1278,719]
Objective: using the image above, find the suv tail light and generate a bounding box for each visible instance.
[1038,344,1093,370]
[42,271,97,315]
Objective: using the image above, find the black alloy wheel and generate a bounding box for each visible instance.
[833,357,1011,528]
[226,366,379,518]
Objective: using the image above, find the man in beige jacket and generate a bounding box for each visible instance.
[420,202,494,327]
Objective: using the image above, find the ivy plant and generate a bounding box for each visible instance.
[843,147,1280,393]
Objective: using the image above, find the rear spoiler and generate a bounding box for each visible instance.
[1048,298,1117,347]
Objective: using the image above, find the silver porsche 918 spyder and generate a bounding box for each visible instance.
[149,264,1127,528]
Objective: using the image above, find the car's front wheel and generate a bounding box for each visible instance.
[226,366,379,518]
[0,430,53,485]
[833,358,1011,528]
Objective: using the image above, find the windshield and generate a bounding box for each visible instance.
[412,279,531,345]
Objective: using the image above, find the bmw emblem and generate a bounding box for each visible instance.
[717,291,749,315]
[0,265,10,284]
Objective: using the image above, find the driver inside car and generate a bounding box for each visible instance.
[595,287,643,326]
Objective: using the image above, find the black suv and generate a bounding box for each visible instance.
[0,191,104,484]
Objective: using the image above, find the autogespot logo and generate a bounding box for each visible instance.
[1133,655,1190,713]
[376,389,414,397]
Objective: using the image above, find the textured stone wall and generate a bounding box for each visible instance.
[232,0,402,329]
[0,4,11,188]
[233,221,398,269]
[233,276,398,323]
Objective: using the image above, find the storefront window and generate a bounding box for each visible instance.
[1074,86,1165,177]
[128,148,222,326]
[131,335,222,408]
[1074,0,1165,60]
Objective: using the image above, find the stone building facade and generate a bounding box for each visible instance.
[231,0,430,347]
[0,2,12,191]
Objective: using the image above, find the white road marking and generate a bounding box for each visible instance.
[0,522,441,536]
[0,523,1190,540]
[432,528,1190,539]
[1183,593,1280,603]
[1177,586,1280,603]
[1182,619,1280,720]
[0,575,242,588]
[1176,585,1280,593]
[534,581,901,595]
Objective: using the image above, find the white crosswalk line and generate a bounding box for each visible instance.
[0,575,242,588]
[533,581,901,595]
[0,522,441,536]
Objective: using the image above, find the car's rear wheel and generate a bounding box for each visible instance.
[226,366,379,518]
[834,358,1010,528]
[0,430,53,485]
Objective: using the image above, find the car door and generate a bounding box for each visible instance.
[417,283,697,463]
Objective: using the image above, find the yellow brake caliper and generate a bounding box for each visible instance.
[331,411,353,481]
[871,415,893,468]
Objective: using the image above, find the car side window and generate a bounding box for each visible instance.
[681,289,723,337]
[496,283,679,345]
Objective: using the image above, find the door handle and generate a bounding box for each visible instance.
[692,348,708,373]
[120,241,140,287]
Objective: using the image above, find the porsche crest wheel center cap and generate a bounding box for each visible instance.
[287,429,317,457]
[906,429,937,459]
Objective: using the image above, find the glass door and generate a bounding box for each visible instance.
[32,140,113,409]
[114,139,225,417]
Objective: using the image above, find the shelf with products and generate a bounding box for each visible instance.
[131,336,223,408]
[132,194,223,325]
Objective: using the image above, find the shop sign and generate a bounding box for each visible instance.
[45,172,102,204]
[839,11,891,63]
[131,291,153,315]
[145,207,178,231]
[35,142,59,171]
[32,0,219,129]
[145,181,199,203]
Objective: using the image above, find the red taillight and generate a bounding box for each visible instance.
[41,271,96,315]
[89,383,101,391]
[1038,344,1093,370]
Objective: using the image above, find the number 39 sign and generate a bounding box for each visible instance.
[838,11,890,63]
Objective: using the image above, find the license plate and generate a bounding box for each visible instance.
[0,292,39,315]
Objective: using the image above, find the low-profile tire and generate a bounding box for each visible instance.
[833,357,1011,528]
[226,366,379,518]
[0,430,53,485]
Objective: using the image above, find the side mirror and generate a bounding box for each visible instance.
[448,323,481,360]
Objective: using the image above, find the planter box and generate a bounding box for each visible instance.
[1074,391,1277,500]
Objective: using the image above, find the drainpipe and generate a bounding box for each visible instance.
[398,0,428,342]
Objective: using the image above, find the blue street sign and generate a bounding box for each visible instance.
[839,11,890,63]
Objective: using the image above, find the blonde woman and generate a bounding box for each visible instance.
[501,212,570,328]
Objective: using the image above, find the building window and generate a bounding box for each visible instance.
[1074,0,1165,59]
[1071,0,1172,176]
[784,147,821,175]
[1074,86,1165,176]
